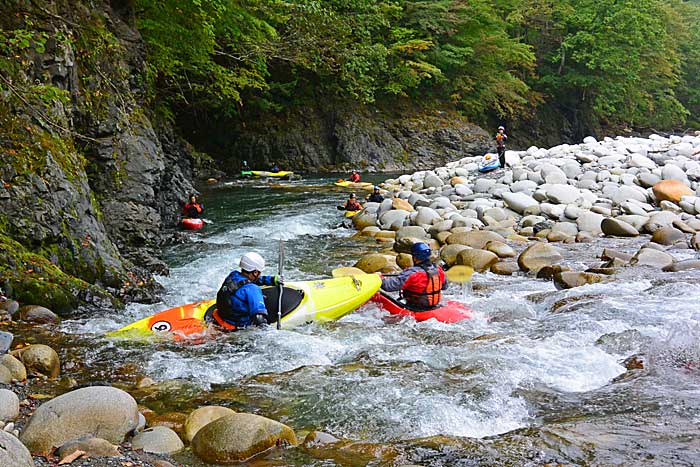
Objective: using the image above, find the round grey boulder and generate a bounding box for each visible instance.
[0,388,19,421]
[20,386,139,455]
[0,430,34,467]
[601,218,639,237]
[132,426,184,454]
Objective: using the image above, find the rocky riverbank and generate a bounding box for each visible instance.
[347,133,700,289]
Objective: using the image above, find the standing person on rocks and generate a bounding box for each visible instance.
[367,186,384,203]
[348,170,361,183]
[379,242,447,311]
[341,193,363,211]
[495,125,508,168]
[182,194,204,219]
[213,252,283,330]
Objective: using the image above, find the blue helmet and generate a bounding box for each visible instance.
[411,242,432,262]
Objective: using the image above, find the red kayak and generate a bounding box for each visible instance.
[370,292,473,323]
[181,218,204,230]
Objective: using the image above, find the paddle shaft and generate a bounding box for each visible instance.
[277,240,284,330]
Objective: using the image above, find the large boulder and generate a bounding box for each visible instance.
[56,436,120,459]
[553,271,605,290]
[546,185,582,205]
[576,211,604,235]
[0,430,34,467]
[439,244,470,267]
[352,209,378,230]
[14,344,60,378]
[456,249,499,273]
[662,259,700,272]
[18,305,59,324]
[20,386,139,455]
[0,388,20,421]
[630,248,674,269]
[395,226,429,242]
[485,241,516,258]
[378,210,410,231]
[131,426,184,454]
[191,413,297,464]
[354,254,398,274]
[652,179,693,204]
[391,198,414,212]
[651,226,686,246]
[601,218,639,237]
[0,355,26,381]
[517,243,563,273]
[490,261,520,276]
[446,231,505,249]
[184,406,237,443]
[502,192,539,214]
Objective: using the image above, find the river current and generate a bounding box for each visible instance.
[58,175,700,466]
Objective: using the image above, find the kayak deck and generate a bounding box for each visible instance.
[371,291,473,323]
[108,274,382,340]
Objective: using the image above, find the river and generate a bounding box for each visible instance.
[56,174,700,466]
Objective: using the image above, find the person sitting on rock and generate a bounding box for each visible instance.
[348,170,361,183]
[342,193,363,211]
[379,242,447,311]
[182,194,204,219]
[213,252,283,330]
[495,125,508,168]
[367,186,384,203]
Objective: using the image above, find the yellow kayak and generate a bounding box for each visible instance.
[251,170,294,178]
[335,180,374,190]
[345,210,360,218]
[107,274,382,340]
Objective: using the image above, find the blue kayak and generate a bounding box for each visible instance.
[478,154,500,173]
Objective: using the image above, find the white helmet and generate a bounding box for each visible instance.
[240,252,265,272]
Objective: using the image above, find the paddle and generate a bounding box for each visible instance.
[277,240,284,330]
[444,265,474,283]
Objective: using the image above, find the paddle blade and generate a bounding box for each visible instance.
[445,265,474,283]
[331,267,366,278]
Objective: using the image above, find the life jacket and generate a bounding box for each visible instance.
[495,133,506,148]
[349,173,360,182]
[401,263,444,310]
[345,200,362,211]
[214,275,251,329]
[184,203,203,218]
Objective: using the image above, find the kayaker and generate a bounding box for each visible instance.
[343,193,363,211]
[213,252,283,330]
[182,194,204,219]
[242,160,251,171]
[348,170,361,183]
[271,163,280,173]
[380,242,447,311]
[495,125,508,169]
[367,186,384,203]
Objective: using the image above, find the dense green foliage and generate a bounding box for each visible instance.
[133,0,700,132]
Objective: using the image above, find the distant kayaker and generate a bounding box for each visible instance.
[380,242,447,311]
[271,163,280,173]
[342,193,363,211]
[348,170,361,183]
[182,194,204,219]
[242,160,251,171]
[213,252,283,330]
[495,125,508,169]
[367,186,384,203]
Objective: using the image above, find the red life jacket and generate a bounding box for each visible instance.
[401,263,445,310]
[345,200,362,211]
[349,173,360,182]
[183,202,203,217]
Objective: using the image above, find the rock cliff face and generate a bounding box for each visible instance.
[194,104,493,174]
[0,1,199,312]
[0,1,495,313]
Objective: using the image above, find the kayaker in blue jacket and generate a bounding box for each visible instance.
[213,252,283,330]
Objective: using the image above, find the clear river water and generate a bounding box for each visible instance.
[51,174,700,466]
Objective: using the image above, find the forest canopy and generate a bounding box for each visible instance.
[134,0,700,130]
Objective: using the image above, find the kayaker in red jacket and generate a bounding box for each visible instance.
[182,194,204,218]
[348,170,361,182]
[380,242,447,310]
[343,193,363,211]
